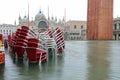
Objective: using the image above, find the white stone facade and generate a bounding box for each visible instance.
[18,10,65,32]
[0,24,17,38]
[66,20,87,40]
[113,17,120,40]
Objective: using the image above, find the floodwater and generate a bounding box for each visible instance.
[0,41,120,80]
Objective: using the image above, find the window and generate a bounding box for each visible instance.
[119,24,120,29]
[81,25,83,29]
[38,21,47,28]
[74,25,77,29]
[114,24,117,30]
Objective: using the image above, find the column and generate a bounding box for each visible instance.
[117,23,119,30]
[116,34,119,40]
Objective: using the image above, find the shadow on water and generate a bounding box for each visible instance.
[87,41,111,80]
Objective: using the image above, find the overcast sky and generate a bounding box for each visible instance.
[0,0,120,24]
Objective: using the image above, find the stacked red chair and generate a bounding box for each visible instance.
[7,33,16,54]
[0,51,5,64]
[8,25,65,63]
[26,38,47,63]
[15,26,29,59]
[0,34,5,64]
[0,34,3,43]
[45,29,53,38]
[53,27,65,54]
[9,26,29,59]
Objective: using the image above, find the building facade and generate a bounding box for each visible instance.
[18,10,66,32]
[113,17,120,40]
[87,0,113,40]
[66,20,87,40]
[18,10,87,40]
[19,10,48,32]
[0,24,17,38]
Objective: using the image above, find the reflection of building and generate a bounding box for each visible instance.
[87,0,113,40]
[0,24,17,37]
[66,20,87,40]
[113,17,120,40]
[87,41,110,80]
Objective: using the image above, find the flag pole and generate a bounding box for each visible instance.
[48,6,50,29]
[28,3,29,27]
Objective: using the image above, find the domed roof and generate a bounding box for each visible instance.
[35,10,46,20]
[22,15,28,22]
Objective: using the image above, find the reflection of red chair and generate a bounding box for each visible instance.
[26,47,47,63]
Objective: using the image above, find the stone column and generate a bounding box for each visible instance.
[116,34,119,40]
[117,23,119,30]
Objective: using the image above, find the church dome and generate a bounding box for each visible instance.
[35,10,46,20]
[22,15,28,22]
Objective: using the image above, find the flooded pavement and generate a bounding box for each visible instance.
[0,41,120,80]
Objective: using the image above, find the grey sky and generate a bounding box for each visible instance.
[0,0,120,24]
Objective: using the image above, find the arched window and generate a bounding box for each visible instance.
[74,25,77,29]
[74,37,76,40]
[114,24,117,30]
[81,25,83,29]
[38,21,48,28]
[119,23,120,29]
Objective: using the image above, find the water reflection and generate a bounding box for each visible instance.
[87,41,111,80]
[0,64,5,80]
[1,41,120,80]
[39,56,64,80]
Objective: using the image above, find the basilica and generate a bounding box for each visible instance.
[18,10,66,32]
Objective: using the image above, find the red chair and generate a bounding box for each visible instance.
[18,35,27,40]
[14,41,25,52]
[13,39,27,59]
[8,35,12,46]
[0,34,3,41]
[45,29,53,38]
[27,38,39,43]
[27,42,38,48]
[53,27,65,54]
[19,31,28,36]
[14,45,25,59]
[26,47,47,63]
[21,26,29,30]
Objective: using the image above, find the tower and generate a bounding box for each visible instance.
[87,0,113,40]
